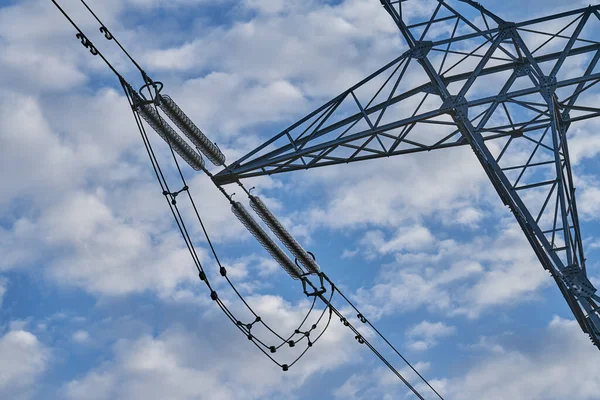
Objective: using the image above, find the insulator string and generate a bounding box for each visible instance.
[53,2,442,397]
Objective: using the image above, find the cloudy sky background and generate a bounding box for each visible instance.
[1,0,600,399]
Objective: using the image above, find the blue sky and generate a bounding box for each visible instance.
[1,0,600,399]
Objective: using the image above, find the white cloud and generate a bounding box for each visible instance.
[63,294,357,400]
[126,0,220,8]
[0,277,6,308]
[353,220,549,319]
[1,1,600,399]
[0,91,79,210]
[45,192,202,296]
[335,316,600,400]
[360,225,436,257]
[0,330,50,399]
[150,73,307,137]
[406,320,456,351]
[334,363,442,400]
[341,249,359,259]
[72,330,91,344]
[143,0,403,102]
[569,124,600,164]
[443,206,485,227]
[299,147,491,230]
[575,175,600,221]
[443,316,600,400]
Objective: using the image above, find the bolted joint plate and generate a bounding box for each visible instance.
[498,21,516,32]
[563,264,597,298]
[422,82,439,95]
[539,75,557,102]
[498,21,516,41]
[515,63,532,78]
[440,95,469,121]
[411,41,432,59]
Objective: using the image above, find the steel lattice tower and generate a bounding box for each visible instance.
[214,0,600,348]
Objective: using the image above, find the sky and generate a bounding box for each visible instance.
[1,0,600,399]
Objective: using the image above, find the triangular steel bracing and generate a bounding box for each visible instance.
[215,1,600,348]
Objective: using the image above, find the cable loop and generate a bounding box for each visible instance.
[139,81,163,102]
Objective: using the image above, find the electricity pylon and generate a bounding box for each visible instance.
[214,1,600,348]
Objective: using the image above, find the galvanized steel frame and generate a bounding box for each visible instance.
[215,1,600,347]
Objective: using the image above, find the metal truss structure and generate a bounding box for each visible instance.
[215,0,600,348]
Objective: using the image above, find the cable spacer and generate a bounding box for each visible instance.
[282,364,289,372]
[198,271,206,281]
[219,267,227,277]
[210,291,218,301]
[288,340,295,348]
[165,185,190,205]
[99,26,113,40]
[75,33,99,56]
[270,346,277,353]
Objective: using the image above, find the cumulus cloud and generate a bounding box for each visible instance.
[298,146,491,230]
[72,330,91,344]
[576,175,600,221]
[352,219,549,319]
[360,225,436,257]
[335,316,600,400]
[443,316,600,400]
[0,278,6,308]
[0,330,50,399]
[334,362,443,400]
[63,294,357,400]
[406,321,456,351]
[2,1,600,399]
